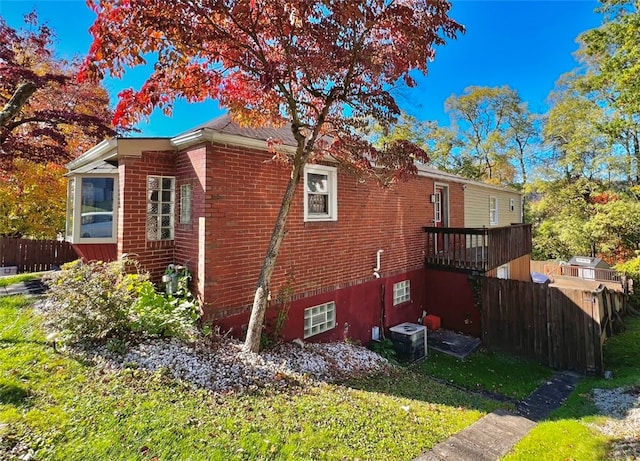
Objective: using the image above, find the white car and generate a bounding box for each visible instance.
[80,212,113,238]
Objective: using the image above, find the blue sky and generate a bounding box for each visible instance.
[1,0,603,137]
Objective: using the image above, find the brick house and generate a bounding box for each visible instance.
[65,114,531,343]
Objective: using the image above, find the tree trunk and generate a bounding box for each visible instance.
[243,158,305,352]
[0,81,37,127]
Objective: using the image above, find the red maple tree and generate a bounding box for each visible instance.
[84,0,463,351]
[0,13,114,170]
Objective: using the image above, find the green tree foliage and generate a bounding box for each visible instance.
[543,73,609,182]
[441,85,538,187]
[579,0,640,183]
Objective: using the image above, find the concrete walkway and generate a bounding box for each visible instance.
[0,279,47,297]
[414,371,582,461]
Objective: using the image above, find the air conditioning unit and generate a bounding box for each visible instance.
[389,322,428,362]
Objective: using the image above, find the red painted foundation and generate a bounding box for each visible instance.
[215,268,429,345]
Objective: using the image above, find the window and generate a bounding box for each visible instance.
[489,196,498,225]
[66,175,118,243]
[393,280,411,305]
[304,164,338,222]
[509,198,515,212]
[147,176,175,241]
[304,301,336,338]
[497,264,509,279]
[180,184,192,224]
[434,192,442,223]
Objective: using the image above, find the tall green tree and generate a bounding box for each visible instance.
[579,0,640,183]
[442,85,538,187]
[542,73,609,182]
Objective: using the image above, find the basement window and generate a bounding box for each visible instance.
[304,301,336,338]
[393,280,411,305]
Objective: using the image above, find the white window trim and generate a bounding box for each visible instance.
[304,301,336,338]
[303,164,338,222]
[509,198,515,212]
[147,175,175,241]
[393,280,411,306]
[66,174,119,244]
[489,196,498,225]
[497,264,510,279]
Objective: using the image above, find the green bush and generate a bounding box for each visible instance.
[130,280,201,340]
[614,256,640,308]
[44,259,147,340]
[44,260,201,342]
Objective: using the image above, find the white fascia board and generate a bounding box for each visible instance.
[416,167,522,196]
[66,138,118,170]
[171,128,298,155]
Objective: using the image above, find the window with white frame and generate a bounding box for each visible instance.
[509,198,515,212]
[304,164,338,222]
[489,196,498,225]
[496,264,509,279]
[147,176,175,241]
[434,192,442,223]
[393,280,411,305]
[180,184,192,224]
[304,301,336,338]
[66,175,117,243]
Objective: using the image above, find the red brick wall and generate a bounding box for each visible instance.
[118,151,176,280]
[196,143,466,336]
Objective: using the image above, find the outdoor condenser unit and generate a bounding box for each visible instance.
[389,322,428,363]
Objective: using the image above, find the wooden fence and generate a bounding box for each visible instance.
[0,238,78,273]
[482,277,625,374]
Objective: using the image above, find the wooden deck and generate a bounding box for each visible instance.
[424,224,532,272]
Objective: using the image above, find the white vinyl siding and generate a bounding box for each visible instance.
[464,184,522,228]
[304,301,336,338]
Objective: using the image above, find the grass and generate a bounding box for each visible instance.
[0,295,508,460]
[414,348,554,400]
[0,272,46,288]
[504,312,640,460]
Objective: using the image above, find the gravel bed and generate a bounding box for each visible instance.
[591,387,640,461]
[72,335,390,394]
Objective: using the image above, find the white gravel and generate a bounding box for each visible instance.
[72,335,389,394]
[591,387,640,460]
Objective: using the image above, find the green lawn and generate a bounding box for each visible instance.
[0,295,507,460]
[415,348,553,400]
[504,313,640,460]
[0,273,46,288]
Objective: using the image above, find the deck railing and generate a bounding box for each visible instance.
[424,223,532,272]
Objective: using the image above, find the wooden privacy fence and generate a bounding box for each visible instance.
[482,277,625,374]
[0,238,78,273]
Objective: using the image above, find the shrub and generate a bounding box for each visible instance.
[130,280,201,340]
[614,256,640,309]
[44,260,201,342]
[44,259,147,341]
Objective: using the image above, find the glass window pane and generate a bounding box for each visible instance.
[162,178,174,189]
[308,194,328,214]
[307,173,328,193]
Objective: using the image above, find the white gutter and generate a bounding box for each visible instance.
[171,128,298,155]
[66,138,118,170]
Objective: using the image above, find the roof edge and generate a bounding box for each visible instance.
[66,138,118,170]
[171,128,298,155]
